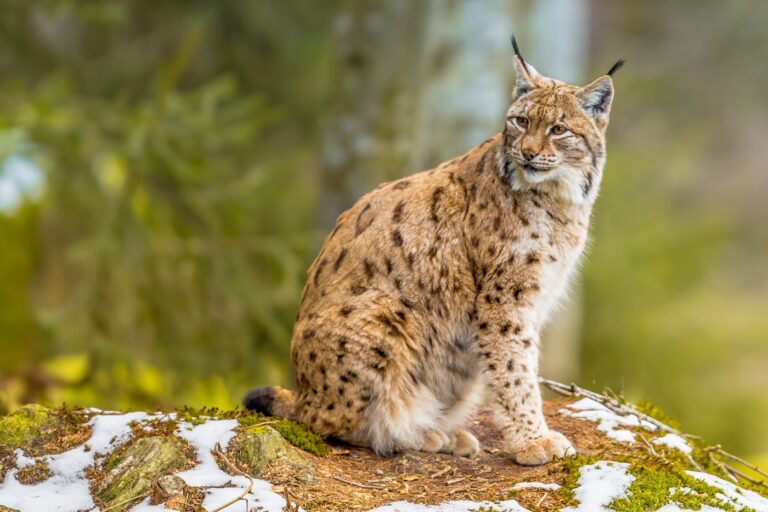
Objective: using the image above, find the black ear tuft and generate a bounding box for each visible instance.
[606,59,626,77]
[510,35,531,75]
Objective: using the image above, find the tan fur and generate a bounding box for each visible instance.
[266,56,615,465]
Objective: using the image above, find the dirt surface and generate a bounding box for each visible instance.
[263,398,629,511]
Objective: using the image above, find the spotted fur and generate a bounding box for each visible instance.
[245,47,618,465]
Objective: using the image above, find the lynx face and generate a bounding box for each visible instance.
[500,57,617,204]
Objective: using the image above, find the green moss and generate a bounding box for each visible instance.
[272,420,327,456]
[557,453,600,506]
[237,414,327,456]
[634,400,682,431]
[609,461,739,511]
[0,405,54,449]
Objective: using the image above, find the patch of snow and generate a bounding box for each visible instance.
[0,411,149,512]
[687,470,768,512]
[368,499,529,512]
[561,460,635,512]
[169,419,292,512]
[561,398,657,443]
[653,433,692,454]
[175,419,241,487]
[14,449,36,469]
[511,481,561,491]
[131,498,172,511]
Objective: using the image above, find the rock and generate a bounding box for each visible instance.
[228,425,310,477]
[0,506,20,512]
[0,405,53,449]
[150,474,190,510]
[96,436,188,512]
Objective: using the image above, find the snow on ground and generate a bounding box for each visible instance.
[161,419,291,512]
[561,460,635,512]
[653,433,692,454]
[511,481,561,491]
[0,411,149,512]
[687,470,768,512]
[560,398,657,442]
[368,499,529,512]
[3,410,766,512]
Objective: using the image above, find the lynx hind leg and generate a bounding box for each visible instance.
[356,378,483,457]
[356,383,451,455]
[439,375,485,457]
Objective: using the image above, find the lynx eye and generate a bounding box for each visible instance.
[551,124,567,136]
[512,116,529,129]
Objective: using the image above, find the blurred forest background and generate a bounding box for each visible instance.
[0,0,767,465]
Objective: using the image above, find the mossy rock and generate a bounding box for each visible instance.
[238,415,328,456]
[0,405,54,449]
[228,425,310,477]
[97,436,188,512]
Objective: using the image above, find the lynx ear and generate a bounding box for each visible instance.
[579,76,614,120]
[510,36,541,99]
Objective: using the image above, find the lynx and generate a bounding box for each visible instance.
[245,40,623,465]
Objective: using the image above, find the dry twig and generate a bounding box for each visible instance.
[333,475,385,490]
[209,442,255,512]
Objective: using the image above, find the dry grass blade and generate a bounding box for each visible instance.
[209,442,255,512]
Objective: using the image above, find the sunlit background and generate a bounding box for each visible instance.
[1,1,766,465]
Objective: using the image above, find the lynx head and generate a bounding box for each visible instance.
[499,37,624,204]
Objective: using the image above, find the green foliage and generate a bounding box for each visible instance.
[0,1,342,412]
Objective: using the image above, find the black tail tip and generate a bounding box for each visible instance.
[242,387,275,415]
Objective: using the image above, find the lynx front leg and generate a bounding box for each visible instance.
[475,312,573,465]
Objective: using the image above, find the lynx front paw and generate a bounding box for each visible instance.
[511,430,575,466]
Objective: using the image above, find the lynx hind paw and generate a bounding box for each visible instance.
[512,430,575,466]
[453,429,481,458]
[421,429,454,453]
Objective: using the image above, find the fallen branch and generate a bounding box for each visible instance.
[540,378,676,434]
[540,377,767,490]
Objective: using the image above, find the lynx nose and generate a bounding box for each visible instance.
[522,149,538,161]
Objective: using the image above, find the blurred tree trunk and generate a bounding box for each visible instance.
[320,0,589,382]
[318,0,430,228]
[526,0,590,383]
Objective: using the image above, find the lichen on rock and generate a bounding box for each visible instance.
[95,435,189,511]
[228,425,310,477]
